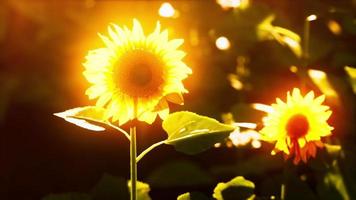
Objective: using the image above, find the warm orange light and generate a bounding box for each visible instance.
[234,122,257,129]
[159,2,177,18]
[251,140,262,149]
[215,36,231,50]
[83,19,192,125]
[228,74,243,90]
[216,0,249,10]
[229,129,260,147]
[307,14,317,21]
[289,66,298,73]
[327,20,342,35]
[252,103,274,113]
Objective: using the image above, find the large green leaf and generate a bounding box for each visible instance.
[162,111,235,155]
[128,180,152,200]
[42,193,92,200]
[54,106,107,131]
[212,176,255,200]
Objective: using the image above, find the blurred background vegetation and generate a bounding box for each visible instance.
[0,0,355,199]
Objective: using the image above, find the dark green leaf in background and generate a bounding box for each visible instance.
[212,176,255,200]
[147,160,213,188]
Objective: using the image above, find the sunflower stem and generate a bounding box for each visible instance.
[130,126,137,200]
[302,17,311,65]
[281,183,286,200]
[130,98,138,200]
[281,163,288,200]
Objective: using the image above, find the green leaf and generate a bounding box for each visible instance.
[257,14,302,57]
[162,111,234,155]
[147,160,213,188]
[317,160,350,200]
[345,66,356,94]
[128,180,152,200]
[177,192,210,200]
[177,193,191,200]
[54,106,107,131]
[212,176,255,200]
[42,193,92,200]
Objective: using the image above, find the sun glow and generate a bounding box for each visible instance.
[159,2,177,18]
[83,19,192,125]
[215,36,231,50]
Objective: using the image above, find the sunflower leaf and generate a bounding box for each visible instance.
[162,111,234,155]
[128,180,152,200]
[212,176,255,200]
[257,14,302,57]
[54,106,108,131]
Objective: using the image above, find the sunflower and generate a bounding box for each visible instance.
[260,88,333,164]
[83,19,192,125]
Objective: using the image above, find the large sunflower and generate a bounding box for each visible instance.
[83,19,192,125]
[260,88,333,164]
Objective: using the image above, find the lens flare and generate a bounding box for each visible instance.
[215,36,231,50]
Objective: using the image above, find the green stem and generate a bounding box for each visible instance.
[107,122,130,141]
[130,126,137,200]
[281,163,288,200]
[281,183,286,200]
[130,98,138,200]
[136,140,166,163]
[300,17,311,91]
[303,17,310,64]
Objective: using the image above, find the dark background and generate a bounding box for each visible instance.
[0,0,355,199]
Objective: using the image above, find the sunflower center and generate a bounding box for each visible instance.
[115,49,165,98]
[128,64,152,86]
[286,114,309,139]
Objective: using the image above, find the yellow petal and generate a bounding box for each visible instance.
[138,111,157,124]
[165,93,184,105]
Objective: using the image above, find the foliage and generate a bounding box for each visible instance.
[42,174,151,200]
[212,176,255,200]
[2,0,356,199]
[163,111,235,155]
[177,176,255,200]
[147,160,213,188]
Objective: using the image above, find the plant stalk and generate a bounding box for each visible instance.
[130,126,137,200]
[130,98,138,200]
[281,183,286,200]
[281,163,289,200]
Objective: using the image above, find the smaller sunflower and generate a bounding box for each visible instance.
[260,88,333,164]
